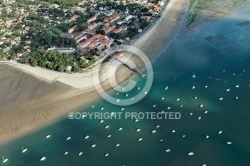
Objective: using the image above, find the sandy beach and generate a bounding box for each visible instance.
[0,0,189,143]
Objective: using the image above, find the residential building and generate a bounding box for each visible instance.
[87,16,96,23]
[68,25,77,33]
[88,22,97,30]
[68,15,80,22]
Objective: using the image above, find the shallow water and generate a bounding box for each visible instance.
[1,6,250,166]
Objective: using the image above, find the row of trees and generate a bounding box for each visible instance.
[18,48,95,72]
[42,0,82,9]
[24,28,76,49]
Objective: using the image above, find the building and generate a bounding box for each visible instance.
[74,34,87,43]
[68,25,77,33]
[140,16,151,21]
[48,47,76,54]
[103,25,116,34]
[88,22,97,30]
[87,16,96,23]
[153,6,160,12]
[125,15,133,22]
[115,51,124,57]
[80,56,89,63]
[68,15,80,22]
[113,27,123,33]
[77,37,94,48]
[104,14,120,23]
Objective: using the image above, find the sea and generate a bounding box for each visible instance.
[1,6,250,166]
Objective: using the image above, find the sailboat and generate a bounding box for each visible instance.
[192,71,196,78]
[2,156,8,163]
[22,146,28,153]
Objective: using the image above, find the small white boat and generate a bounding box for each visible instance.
[91,105,95,108]
[161,97,165,100]
[135,119,139,122]
[116,99,120,102]
[101,107,104,110]
[204,111,208,114]
[156,125,160,128]
[180,105,183,107]
[66,137,71,141]
[144,91,148,95]
[172,130,176,133]
[198,116,201,120]
[40,157,46,161]
[167,107,171,110]
[136,129,141,132]
[192,86,195,89]
[218,131,222,134]
[118,128,122,131]
[111,112,115,116]
[190,113,193,115]
[226,89,230,92]
[64,151,68,155]
[45,135,51,139]
[116,144,120,147]
[160,139,163,142]
[165,86,168,90]
[152,130,156,134]
[199,104,204,108]
[100,120,104,123]
[176,98,180,101]
[79,152,83,156]
[165,149,171,152]
[188,152,194,156]
[105,153,109,157]
[107,135,111,138]
[235,85,239,88]
[126,94,128,97]
[138,87,141,90]
[235,96,239,100]
[121,108,125,111]
[22,146,28,153]
[206,135,209,139]
[205,85,208,88]
[91,144,96,148]
[219,98,223,101]
[2,156,8,163]
[85,135,89,139]
[105,125,110,129]
[138,138,143,141]
[183,135,186,138]
[194,97,198,99]
[227,142,232,145]
[192,72,196,78]
[153,105,156,107]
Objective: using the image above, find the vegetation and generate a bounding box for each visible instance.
[18,48,95,72]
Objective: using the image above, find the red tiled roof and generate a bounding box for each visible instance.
[103,25,116,34]
[69,15,80,22]
[113,27,123,33]
[115,51,124,57]
[77,37,94,48]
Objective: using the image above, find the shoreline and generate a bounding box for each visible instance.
[0,0,189,143]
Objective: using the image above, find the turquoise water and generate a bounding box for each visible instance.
[1,7,250,166]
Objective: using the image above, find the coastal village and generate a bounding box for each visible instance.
[0,0,164,72]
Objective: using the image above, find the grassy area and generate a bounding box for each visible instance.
[187,0,216,27]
